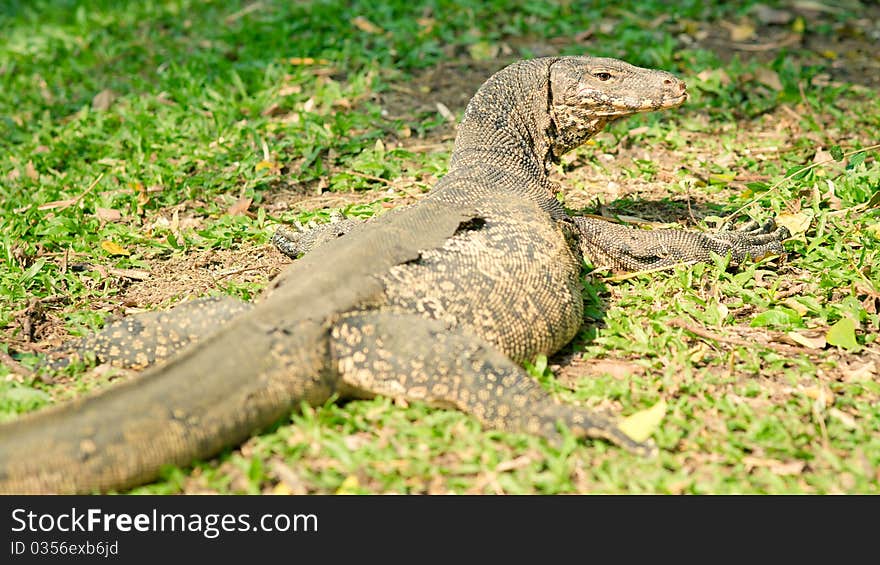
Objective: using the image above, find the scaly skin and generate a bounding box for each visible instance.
[0,57,787,493]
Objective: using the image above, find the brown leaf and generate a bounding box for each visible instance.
[351,16,384,35]
[24,160,38,181]
[784,330,826,349]
[261,102,286,117]
[92,89,117,111]
[435,102,456,123]
[840,360,876,383]
[750,4,793,25]
[696,68,731,86]
[288,57,330,66]
[721,19,757,42]
[95,207,123,223]
[754,68,783,91]
[227,196,252,216]
[770,460,805,476]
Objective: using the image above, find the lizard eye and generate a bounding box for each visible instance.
[593,72,612,81]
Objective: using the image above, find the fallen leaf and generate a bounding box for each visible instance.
[785,330,826,349]
[696,68,731,86]
[351,16,384,35]
[287,57,329,65]
[721,20,757,42]
[417,17,436,35]
[754,68,783,91]
[750,4,793,25]
[826,317,858,350]
[271,483,293,495]
[770,460,805,476]
[618,399,666,443]
[100,241,131,256]
[435,102,456,123]
[25,160,38,181]
[774,211,812,235]
[335,475,360,494]
[261,102,286,117]
[227,196,252,216]
[92,89,117,111]
[840,360,876,383]
[278,84,302,96]
[828,408,858,429]
[255,160,278,172]
[468,40,499,61]
[95,207,122,223]
[802,385,833,407]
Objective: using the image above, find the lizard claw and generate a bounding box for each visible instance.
[715,217,789,263]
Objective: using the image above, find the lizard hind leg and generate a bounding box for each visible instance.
[47,296,253,370]
[331,311,654,455]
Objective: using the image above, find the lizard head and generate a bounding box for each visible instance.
[547,56,688,158]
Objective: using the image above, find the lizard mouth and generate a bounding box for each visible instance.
[594,92,689,116]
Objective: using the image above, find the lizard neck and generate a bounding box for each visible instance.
[446,58,559,199]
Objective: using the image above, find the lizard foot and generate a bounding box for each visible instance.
[272,218,362,259]
[574,215,789,272]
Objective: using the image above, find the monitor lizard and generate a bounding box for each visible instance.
[0,56,788,493]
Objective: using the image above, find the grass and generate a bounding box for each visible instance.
[1,0,878,493]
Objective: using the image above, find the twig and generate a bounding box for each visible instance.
[224,1,263,24]
[668,318,814,355]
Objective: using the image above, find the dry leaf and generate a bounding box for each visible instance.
[92,89,117,111]
[828,408,858,429]
[802,385,833,407]
[227,196,252,216]
[435,102,456,123]
[100,241,131,256]
[754,68,783,91]
[785,330,826,349]
[261,102,286,117]
[25,160,38,181]
[351,16,384,35]
[696,68,731,86]
[271,483,293,495]
[618,399,667,443]
[770,460,805,476]
[278,84,302,96]
[840,360,876,383]
[468,41,499,61]
[335,475,360,494]
[775,212,811,235]
[721,20,757,42]
[750,4,793,25]
[255,160,278,172]
[95,207,122,223]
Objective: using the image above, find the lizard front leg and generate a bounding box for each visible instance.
[331,310,653,455]
[573,216,790,272]
[272,218,364,259]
